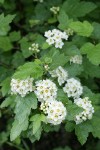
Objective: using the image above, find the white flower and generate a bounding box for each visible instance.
[63,78,83,98]
[11,78,34,97]
[34,79,57,102]
[46,37,55,45]
[70,55,82,64]
[44,30,53,38]
[55,41,64,49]
[50,66,68,86]
[74,97,94,124]
[29,43,40,53]
[40,100,67,125]
[44,29,68,49]
[50,6,60,15]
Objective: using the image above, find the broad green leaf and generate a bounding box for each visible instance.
[75,121,93,145]
[82,58,100,78]
[19,37,33,58]
[65,121,75,132]
[62,0,96,18]
[12,51,25,68]
[66,101,83,121]
[90,111,100,138]
[0,14,15,36]
[69,21,93,37]
[57,89,69,104]
[30,114,46,135]
[42,42,50,50]
[92,22,100,40]
[1,77,11,96]
[0,36,12,51]
[10,117,28,141]
[0,0,4,3]
[81,43,100,65]
[15,93,37,123]
[9,31,21,42]
[13,61,43,79]
[0,96,15,108]
[48,48,68,70]
[10,93,37,141]
[80,42,94,54]
[58,10,72,30]
[65,64,83,77]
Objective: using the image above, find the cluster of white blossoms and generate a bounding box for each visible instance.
[63,78,83,98]
[29,43,40,53]
[70,55,82,65]
[11,78,34,97]
[40,100,67,125]
[74,97,94,124]
[34,79,57,102]
[50,6,60,15]
[49,66,68,86]
[44,29,68,49]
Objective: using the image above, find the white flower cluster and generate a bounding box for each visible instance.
[50,6,60,15]
[63,78,83,98]
[29,43,40,53]
[70,55,82,65]
[49,66,68,86]
[74,97,94,124]
[44,29,68,49]
[40,100,67,125]
[34,79,57,102]
[11,78,33,97]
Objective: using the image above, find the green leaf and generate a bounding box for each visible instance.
[58,10,72,30]
[13,61,43,79]
[90,111,100,138]
[82,58,100,78]
[57,89,69,104]
[12,51,25,68]
[0,14,15,36]
[10,117,28,141]
[62,0,96,18]
[0,0,4,3]
[9,31,21,42]
[30,114,46,140]
[10,93,37,141]
[0,36,12,51]
[66,101,83,121]
[19,37,33,58]
[15,93,37,123]
[65,64,83,77]
[49,48,68,70]
[75,121,93,145]
[30,114,45,135]
[65,121,75,132]
[42,42,50,50]
[1,77,11,96]
[0,96,14,108]
[81,43,100,65]
[69,21,93,37]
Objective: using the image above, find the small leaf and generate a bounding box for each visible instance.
[69,21,93,37]
[0,96,14,108]
[75,121,93,145]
